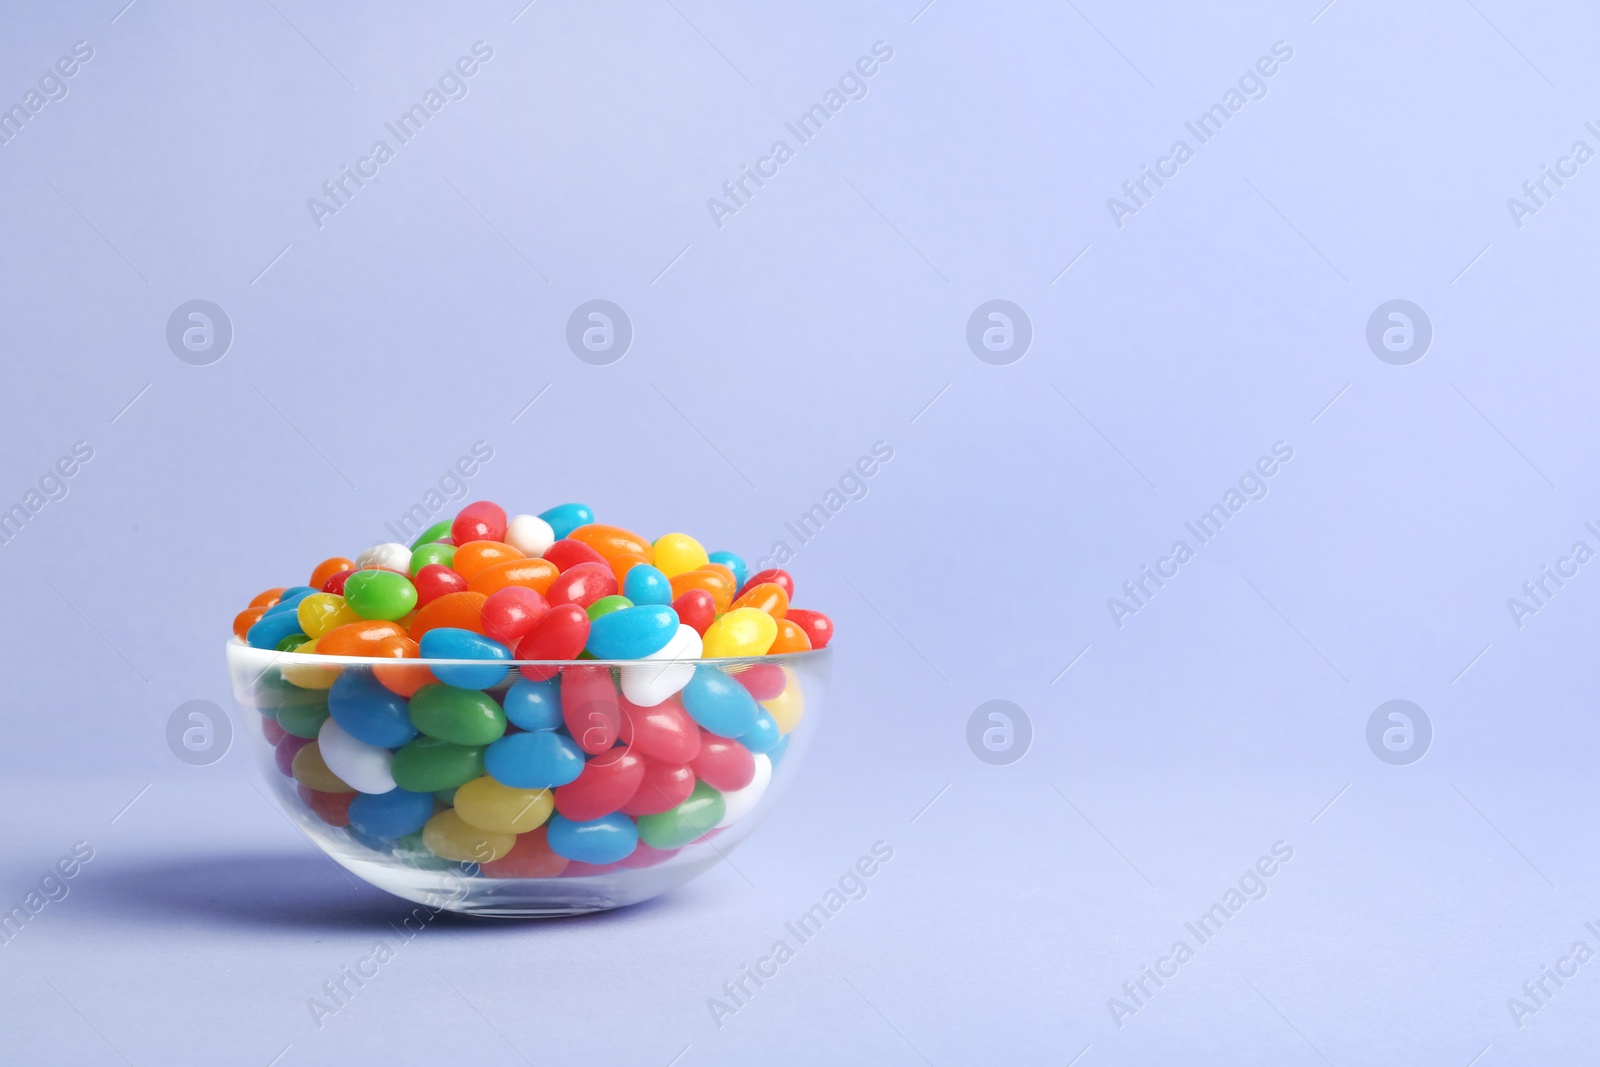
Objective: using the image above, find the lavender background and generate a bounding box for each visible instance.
[3,0,1599,1063]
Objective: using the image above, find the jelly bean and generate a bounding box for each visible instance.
[554,747,645,822]
[668,567,735,611]
[619,696,702,763]
[343,570,419,621]
[732,662,786,701]
[546,813,638,865]
[681,664,759,738]
[484,730,585,789]
[408,591,488,639]
[586,595,633,622]
[283,642,341,690]
[538,502,595,541]
[274,734,311,776]
[423,809,515,863]
[653,532,709,578]
[356,542,413,573]
[481,825,568,878]
[730,582,789,620]
[503,513,556,558]
[407,682,508,745]
[671,589,716,636]
[586,605,678,660]
[297,592,361,639]
[233,606,267,640]
[691,732,755,791]
[620,760,697,816]
[570,524,654,565]
[481,586,549,647]
[468,557,560,596]
[262,716,288,745]
[317,718,397,794]
[702,562,738,592]
[368,637,436,698]
[453,776,555,834]
[276,633,310,653]
[620,624,701,707]
[277,701,331,740]
[716,753,772,828]
[623,564,672,607]
[390,737,487,792]
[636,781,724,851]
[784,608,834,649]
[389,830,459,871]
[741,709,781,754]
[740,568,794,601]
[413,563,469,608]
[707,551,748,592]
[452,540,523,582]
[767,734,790,767]
[702,608,778,658]
[761,667,804,733]
[309,557,355,590]
[768,618,813,654]
[292,741,354,793]
[514,604,590,681]
[607,551,650,588]
[329,670,417,748]
[501,677,563,731]
[546,561,618,609]
[619,842,681,869]
[452,500,508,545]
[408,518,454,549]
[299,786,354,827]
[348,788,435,840]
[544,537,610,573]
[261,587,316,618]
[418,628,512,689]
[249,587,287,609]
[409,542,455,574]
[562,667,621,754]
[317,619,408,656]
[320,569,357,595]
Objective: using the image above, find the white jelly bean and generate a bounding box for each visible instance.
[620,624,701,707]
[716,753,772,828]
[318,718,396,794]
[356,542,412,573]
[504,514,556,558]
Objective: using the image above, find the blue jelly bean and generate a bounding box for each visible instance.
[484,730,585,789]
[246,610,307,650]
[502,678,563,732]
[681,664,760,738]
[623,564,673,607]
[707,551,748,592]
[419,627,512,689]
[740,709,781,754]
[585,605,678,660]
[261,587,317,617]
[328,670,417,749]
[538,502,595,541]
[767,734,790,767]
[546,813,639,865]
[348,788,436,840]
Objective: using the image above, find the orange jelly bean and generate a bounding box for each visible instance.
[316,620,409,656]
[608,551,649,587]
[372,635,438,697]
[768,618,812,653]
[569,524,654,564]
[703,562,737,590]
[233,606,267,640]
[452,540,524,581]
[731,581,789,619]
[309,557,356,590]
[468,558,559,596]
[669,567,735,611]
[249,587,286,609]
[408,590,489,639]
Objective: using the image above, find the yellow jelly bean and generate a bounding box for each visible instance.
[702,607,778,658]
[292,741,354,793]
[422,809,514,863]
[452,776,554,834]
[761,666,804,734]
[279,637,341,690]
[653,532,710,579]
[297,592,360,639]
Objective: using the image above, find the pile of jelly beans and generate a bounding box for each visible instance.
[232,501,832,875]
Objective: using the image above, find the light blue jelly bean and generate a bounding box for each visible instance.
[246,610,306,650]
[502,678,563,732]
[538,502,595,541]
[261,587,317,618]
[484,730,585,789]
[328,670,417,749]
[348,788,435,840]
[708,551,748,592]
[623,564,673,607]
[586,605,678,660]
[546,813,639,865]
[681,664,760,738]
[741,709,781,754]
[767,734,790,767]
[419,628,512,689]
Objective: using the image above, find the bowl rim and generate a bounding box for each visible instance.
[225,637,830,670]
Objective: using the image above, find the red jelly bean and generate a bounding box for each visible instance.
[618,696,701,763]
[553,746,645,822]
[732,663,786,701]
[481,826,568,878]
[546,561,618,609]
[784,608,833,649]
[561,666,621,754]
[451,500,508,545]
[691,732,756,791]
[620,760,696,816]
[739,568,794,601]
[562,860,626,877]
[671,589,716,636]
[619,842,681,869]
[413,563,468,608]
[298,785,354,827]
[274,734,311,777]
[262,717,287,745]
[481,586,549,647]
[515,605,590,681]
[321,568,357,595]
[543,538,607,573]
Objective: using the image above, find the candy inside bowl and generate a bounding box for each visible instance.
[227,642,828,916]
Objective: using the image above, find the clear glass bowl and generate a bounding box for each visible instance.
[225,640,827,917]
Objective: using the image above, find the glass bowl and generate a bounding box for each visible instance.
[225,640,827,917]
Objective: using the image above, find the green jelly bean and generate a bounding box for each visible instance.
[275,633,311,653]
[587,595,633,621]
[343,569,419,621]
[409,519,454,550]
[391,737,486,793]
[277,703,331,740]
[433,787,458,806]
[408,685,507,746]
[636,781,725,850]
[251,674,329,709]
[410,542,456,575]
